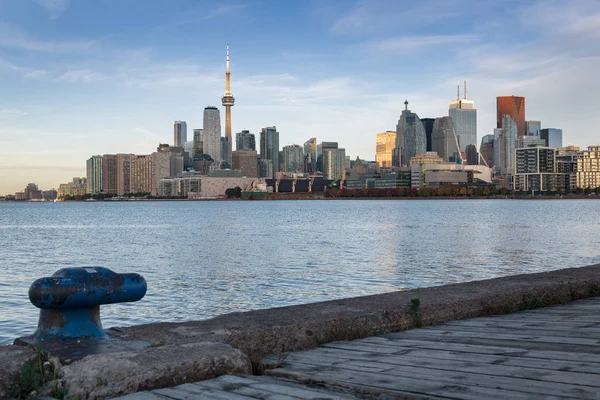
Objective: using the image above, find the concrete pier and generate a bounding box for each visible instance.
[1,264,600,399]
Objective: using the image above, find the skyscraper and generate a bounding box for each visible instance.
[236,130,256,151]
[480,135,494,168]
[283,144,304,173]
[174,121,187,147]
[526,120,541,137]
[303,137,317,173]
[494,115,518,175]
[394,100,426,166]
[420,118,435,152]
[221,44,235,164]
[431,117,459,162]
[497,96,526,137]
[260,126,279,178]
[448,82,477,154]
[102,154,118,194]
[323,148,346,180]
[193,129,203,160]
[375,131,396,169]
[203,106,221,163]
[86,155,103,194]
[232,150,258,177]
[540,128,563,149]
[220,137,231,168]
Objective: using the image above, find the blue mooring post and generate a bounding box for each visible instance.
[28,267,147,343]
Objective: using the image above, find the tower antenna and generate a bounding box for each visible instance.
[464,80,467,99]
[457,82,460,100]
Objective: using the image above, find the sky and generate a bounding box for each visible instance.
[1,0,600,195]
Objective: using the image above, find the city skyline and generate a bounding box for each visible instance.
[1,0,600,194]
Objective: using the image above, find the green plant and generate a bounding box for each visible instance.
[409,298,421,327]
[12,350,49,399]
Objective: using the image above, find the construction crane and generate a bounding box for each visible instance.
[308,173,317,193]
[275,173,281,193]
[292,174,298,193]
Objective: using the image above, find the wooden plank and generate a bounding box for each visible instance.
[112,393,166,400]
[165,383,255,400]
[267,364,577,400]
[420,324,600,339]
[443,319,600,330]
[280,345,600,374]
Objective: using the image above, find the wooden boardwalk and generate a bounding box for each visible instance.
[116,297,600,399]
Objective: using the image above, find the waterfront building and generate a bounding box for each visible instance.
[236,130,256,151]
[494,115,518,176]
[393,100,427,167]
[322,148,346,180]
[540,128,563,149]
[130,154,154,194]
[497,96,526,136]
[221,44,235,163]
[448,83,477,154]
[42,189,57,200]
[376,131,396,169]
[411,162,492,189]
[193,177,255,199]
[260,126,279,178]
[304,137,317,173]
[576,145,600,189]
[480,135,494,168]
[58,177,87,198]
[173,121,187,147]
[346,170,411,190]
[516,136,546,148]
[232,150,258,177]
[526,120,541,137]
[102,154,118,194]
[514,147,565,192]
[116,153,133,195]
[202,106,221,163]
[431,116,460,162]
[152,150,171,196]
[420,119,435,152]
[158,176,201,197]
[86,155,103,194]
[557,146,580,191]
[21,183,42,200]
[283,144,304,173]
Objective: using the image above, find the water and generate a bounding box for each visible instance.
[1,199,599,345]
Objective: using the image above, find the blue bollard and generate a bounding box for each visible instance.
[28,267,147,342]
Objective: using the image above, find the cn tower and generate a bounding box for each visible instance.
[221,44,235,143]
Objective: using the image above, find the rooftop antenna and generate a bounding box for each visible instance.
[457,82,460,100]
[404,99,408,111]
[464,80,467,99]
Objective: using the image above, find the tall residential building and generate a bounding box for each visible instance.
[465,144,478,166]
[322,148,346,180]
[221,44,235,164]
[576,145,600,189]
[220,137,231,167]
[193,128,203,159]
[116,153,134,195]
[86,155,103,194]
[174,121,187,147]
[393,100,426,167]
[540,128,563,149]
[514,147,564,192]
[260,126,279,178]
[236,130,256,151]
[203,106,221,163]
[375,131,396,169]
[258,158,273,178]
[431,116,459,162]
[448,83,477,154]
[303,137,317,173]
[557,147,580,191]
[526,120,541,137]
[130,154,154,194]
[480,135,494,168]
[232,150,258,177]
[152,150,171,196]
[102,154,118,194]
[494,115,518,176]
[420,118,435,152]
[497,96,526,136]
[283,144,304,173]
[317,141,338,172]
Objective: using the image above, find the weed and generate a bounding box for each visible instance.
[409,298,421,328]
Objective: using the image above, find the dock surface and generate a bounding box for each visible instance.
[115,297,600,399]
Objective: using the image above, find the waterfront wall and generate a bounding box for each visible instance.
[1,264,600,399]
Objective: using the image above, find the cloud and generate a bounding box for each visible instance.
[54,69,107,83]
[0,108,28,117]
[33,0,69,20]
[0,23,95,53]
[362,34,479,54]
[163,3,258,29]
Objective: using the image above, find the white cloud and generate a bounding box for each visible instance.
[33,0,69,20]
[362,35,478,53]
[0,108,28,117]
[0,23,95,53]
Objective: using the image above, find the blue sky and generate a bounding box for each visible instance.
[1,0,599,194]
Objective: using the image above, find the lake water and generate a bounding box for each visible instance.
[1,199,599,345]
